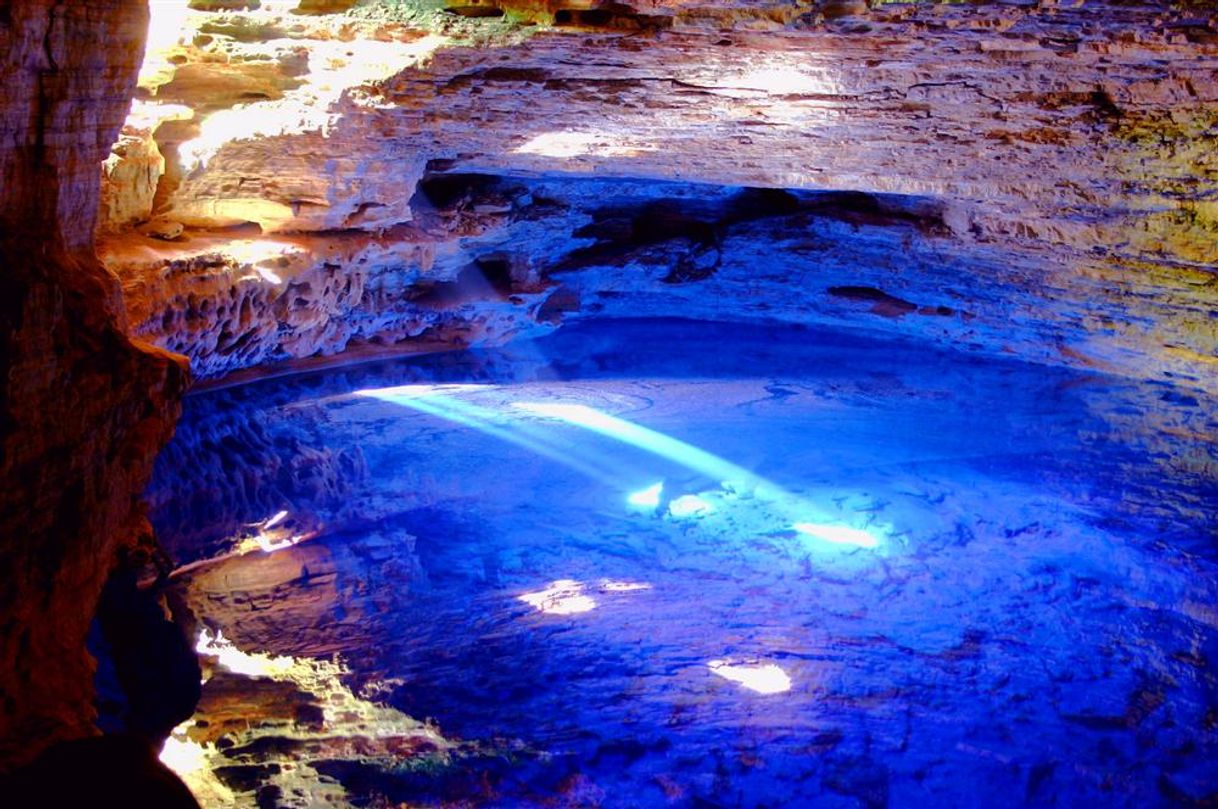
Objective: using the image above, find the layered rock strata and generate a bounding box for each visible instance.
[0,1,188,768]
[107,175,1218,390]
[99,0,1218,391]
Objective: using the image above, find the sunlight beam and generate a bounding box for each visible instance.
[707,660,792,695]
[356,386,619,485]
[793,522,880,549]
[511,402,767,494]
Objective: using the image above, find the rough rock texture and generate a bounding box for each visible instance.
[145,320,1218,806]
[99,0,1218,390]
[105,172,1218,393]
[98,103,179,232]
[106,211,553,379]
[0,1,188,769]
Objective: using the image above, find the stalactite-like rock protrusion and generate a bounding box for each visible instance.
[0,1,188,769]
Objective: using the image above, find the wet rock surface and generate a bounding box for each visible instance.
[150,319,1218,807]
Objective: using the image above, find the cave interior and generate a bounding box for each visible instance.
[1,0,1217,806]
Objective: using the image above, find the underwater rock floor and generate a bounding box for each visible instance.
[149,319,1218,807]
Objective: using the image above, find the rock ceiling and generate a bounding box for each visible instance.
[98,0,1218,388]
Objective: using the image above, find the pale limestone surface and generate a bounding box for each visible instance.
[99,1,1218,391]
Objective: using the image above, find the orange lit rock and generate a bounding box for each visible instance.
[98,102,192,234]
[0,0,188,769]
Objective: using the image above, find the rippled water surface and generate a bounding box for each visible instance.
[149,319,1218,808]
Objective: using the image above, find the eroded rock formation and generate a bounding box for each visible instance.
[2,0,1216,778]
[0,0,1196,799]
[0,1,187,768]
[98,0,1218,391]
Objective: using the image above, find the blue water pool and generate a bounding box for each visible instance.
[148,319,1218,807]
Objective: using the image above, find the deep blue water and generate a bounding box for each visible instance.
[149,319,1218,808]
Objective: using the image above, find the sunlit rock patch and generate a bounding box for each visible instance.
[97,1,1218,389]
[158,629,462,807]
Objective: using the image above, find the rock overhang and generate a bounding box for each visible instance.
[96,0,1218,390]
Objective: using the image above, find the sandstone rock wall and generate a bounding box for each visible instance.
[99,0,1218,391]
[0,1,187,768]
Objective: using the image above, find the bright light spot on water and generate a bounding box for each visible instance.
[707,660,792,695]
[519,580,597,615]
[627,482,664,509]
[511,402,898,545]
[361,395,899,552]
[720,480,751,496]
[793,522,880,549]
[600,580,651,593]
[519,579,651,614]
[668,494,714,518]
